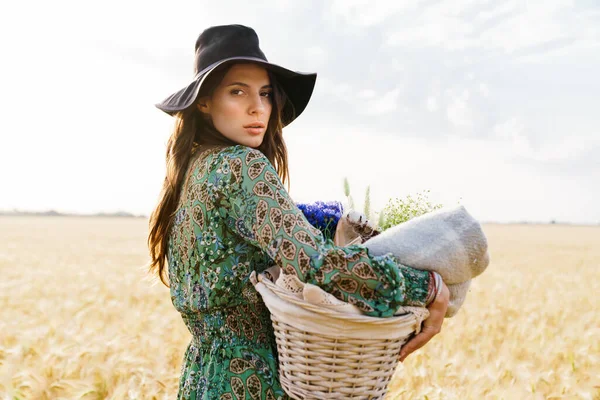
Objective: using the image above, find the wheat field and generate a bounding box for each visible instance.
[0,216,598,400]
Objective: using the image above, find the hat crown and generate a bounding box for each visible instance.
[193,25,268,75]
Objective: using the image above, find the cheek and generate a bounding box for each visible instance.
[212,100,242,129]
[264,101,273,117]
[215,99,241,118]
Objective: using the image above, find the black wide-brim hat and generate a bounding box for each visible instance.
[155,25,317,127]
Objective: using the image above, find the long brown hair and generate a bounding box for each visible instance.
[147,63,292,287]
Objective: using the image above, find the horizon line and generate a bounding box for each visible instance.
[1,209,599,227]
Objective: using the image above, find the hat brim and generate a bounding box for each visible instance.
[155,57,317,127]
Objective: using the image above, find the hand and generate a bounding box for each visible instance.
[398,280,449,362]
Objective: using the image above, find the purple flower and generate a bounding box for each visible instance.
[296,200,343,241]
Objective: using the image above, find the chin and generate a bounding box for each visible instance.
[246,136,265,148]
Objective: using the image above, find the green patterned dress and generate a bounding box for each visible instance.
[167,144,432,400]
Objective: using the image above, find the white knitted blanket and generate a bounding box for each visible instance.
[363,205,490,317]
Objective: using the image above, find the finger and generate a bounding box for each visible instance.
[398,330,435,362]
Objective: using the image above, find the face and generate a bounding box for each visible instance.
[197,63,273,148]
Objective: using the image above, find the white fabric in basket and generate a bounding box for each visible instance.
[273,269,429,321]
[251,271,425,340]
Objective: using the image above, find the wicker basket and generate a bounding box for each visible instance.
[251,271,429,400]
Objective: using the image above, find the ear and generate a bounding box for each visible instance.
[196,96,210,114]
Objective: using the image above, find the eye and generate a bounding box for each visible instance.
[230,89,244,95]
[261,91,272,98]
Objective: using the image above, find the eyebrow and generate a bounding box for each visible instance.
[226,82,272,89]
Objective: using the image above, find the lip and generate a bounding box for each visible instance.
[243,122,266,129]
[245,127,265,135]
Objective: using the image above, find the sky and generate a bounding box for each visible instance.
[1,0,598,224]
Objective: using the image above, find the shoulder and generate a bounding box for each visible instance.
[187,145,264,176]
[209,145,274,177]
[204,144,274,182]
[214,145,269,165]
[210,146,283,194]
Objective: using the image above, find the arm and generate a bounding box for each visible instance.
[210,145,432,317]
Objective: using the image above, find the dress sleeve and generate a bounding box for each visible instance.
[209,145,431,317]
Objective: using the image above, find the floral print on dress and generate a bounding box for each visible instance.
[167,144,431,400]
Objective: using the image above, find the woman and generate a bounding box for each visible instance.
[148,24,449,400]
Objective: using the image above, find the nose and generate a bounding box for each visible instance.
[248,93,266,116]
